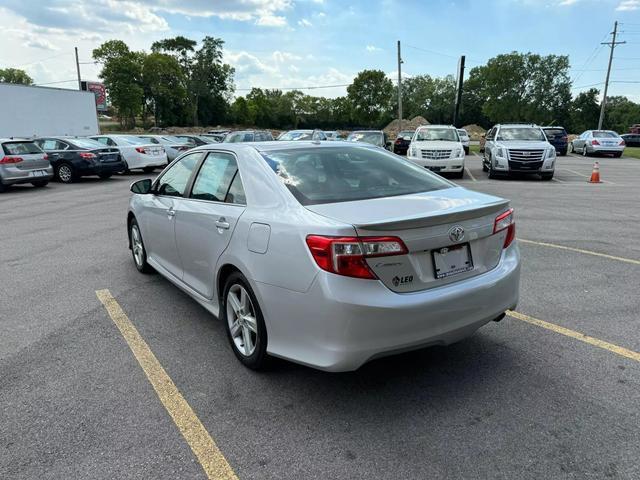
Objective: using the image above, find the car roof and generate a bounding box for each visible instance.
[417,124,456,129]
[350,130,383,133]
[542,126,566,129]
[498,123,540,128]
[0,137,32,142]
[189,140,377,155]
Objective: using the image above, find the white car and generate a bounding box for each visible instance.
[137,135,192,162]
[407,125,466,178]
[127,141,520,372]
[457,128,470,155]
[90,135,168,172]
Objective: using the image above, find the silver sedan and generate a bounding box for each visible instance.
[127,141,520,371]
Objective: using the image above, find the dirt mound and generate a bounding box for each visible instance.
[461,124,486,141]
[384,116,430,138]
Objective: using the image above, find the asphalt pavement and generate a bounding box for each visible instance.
[1,153,639,479]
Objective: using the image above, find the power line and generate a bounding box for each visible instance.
[571,81,605,90]
[571,29,610,85]
[234,83,350,92]
[10,52,70,69]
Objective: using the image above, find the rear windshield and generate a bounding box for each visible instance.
[162,136,189,144]
[279,131,313,141]
[415,128,459,142]
[2,141,42,155]
[497,127,546,141]
[225,132,253,143]
[593,131,618,138]
[346,132,383,146]
[543,128,566,137]
[118,135,149,145]
[261,146,451,205]
[398,131,415,139]
[71,138,106,149]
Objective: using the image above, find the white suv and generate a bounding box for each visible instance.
[482,124,556,180]
[406,125,465,178]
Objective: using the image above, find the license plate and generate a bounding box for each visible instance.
[432,243,473,279]
[151,148,161,155]
[31,170,46,177]
[426,166,443,172]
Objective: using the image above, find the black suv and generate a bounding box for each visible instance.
[542,126,568,156]
[34,137,126,183]
[393,130,415,155]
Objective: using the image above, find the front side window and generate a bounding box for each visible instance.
[156,152,203,197]
[191,152,241,203]
[262,146,451,206]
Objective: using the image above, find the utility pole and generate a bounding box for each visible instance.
[397,40,403,132]
[598,21,625,130]
[453,55,465,127]
[75,47,82,91]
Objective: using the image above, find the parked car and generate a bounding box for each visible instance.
[202,133,226,143]
[457,129,470,155]
[542,126,568,156]
[89,135,168,172]
[223,130,274,143]
[127,141,520,371]
[346,130,391,150]
[406,125,465,178]
[324,131,342,141]
[277,129,327,141]
[208,129,230,136]
[569,130,626,158]
[137,135,192,162]
[34,137,125,183]
[0,138,53,192]
[393,130,415,156]
[621,133,640,147]
[174,134,217,147]
[483,124,556,180]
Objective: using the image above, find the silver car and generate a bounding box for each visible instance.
[570,130,626,158]
[137,135,192,162]
[127,142,520,371]
[0,138,53,192]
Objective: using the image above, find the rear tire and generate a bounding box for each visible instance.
[99,173,112,179]
[464,146,469,155]
[129,218,154,274]
[222,272,269,370]
[0,180,6,193]
[56,163,75,183]
[559,149,567,156]
[567,143,573,154]
[143,167,156,173]
[613,152,622,158]
[31,180,49,187]
[582,146,589,157]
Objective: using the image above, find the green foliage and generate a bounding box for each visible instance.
[400,74,456,124]
[569,88,600,133]
[0,68,33,85]
[142,53,187,126]
[347,69,393,127]
[603,96,640,134]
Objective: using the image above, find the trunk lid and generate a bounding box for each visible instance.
[305,187,510,292]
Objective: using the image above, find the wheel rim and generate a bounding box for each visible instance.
[582,146,587,156]
[226,284,258,357]
[58,165,72,182]
[131,225,144,267]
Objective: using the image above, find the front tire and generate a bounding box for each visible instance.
[452,169,464,179]
[222,272,269,370]
[488,158,498,179]
[541,173,554,181]
[582,146,589,157]
[99,173,112,180]
[56,163,75,183]
[143,167,156,173]
[129,218,154,273]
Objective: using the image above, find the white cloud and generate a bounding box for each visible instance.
[298,18,313,27]
[616,0,640,10]
[272,51,302,63]
[558,0,580,5]
[366,45,382,52]
[25,38,59,51]
[255,15,287,27]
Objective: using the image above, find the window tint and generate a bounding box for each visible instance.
[262,146,451,205]
[226,172,246,205]
[191,152,239,202]
[156,152,202,197]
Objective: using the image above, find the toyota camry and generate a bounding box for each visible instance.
[127,141,520,372]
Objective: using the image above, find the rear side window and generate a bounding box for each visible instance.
[156,152,203,197]
[191,152,242,203]
[262,146,451,205]
[3,141,42,155]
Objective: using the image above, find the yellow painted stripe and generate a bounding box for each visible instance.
[519,238,640,266]
[508,310,640,363]
[96,289,238,480]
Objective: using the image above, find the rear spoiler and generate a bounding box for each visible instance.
[354,200,510,231]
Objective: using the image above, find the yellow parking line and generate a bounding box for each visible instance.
[519,238,640,266]
[508,310,640,363]
[96,289,238,480]
[464,167,477,182]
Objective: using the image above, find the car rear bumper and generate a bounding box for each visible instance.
[588,145,625,154]
[76,160,127,176]
[256,243,520,372]
[407,156,465,172]
[0,165,54,185]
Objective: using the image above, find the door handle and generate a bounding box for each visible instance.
[215,217,230,230]
[167,208,176,218]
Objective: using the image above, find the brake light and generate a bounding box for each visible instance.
[79,152,96,159]
[561,136,568,141]
[43,153,48,160]
[135,147,146,154]
[493,208,515,248]
[0,156,23,164]
[591,139,600,146]
[305,235,408,279]
[619,140,626,146]
[395,138,402,144]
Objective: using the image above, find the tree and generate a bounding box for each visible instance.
[603,96,640,133]
[347,70,393,127]
[142,53,187,126]
[0,68,33,85]
[400,75,456,124]
[93,40,144,129]
[569,88,600,133]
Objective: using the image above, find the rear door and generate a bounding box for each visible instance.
[174,151,246,298]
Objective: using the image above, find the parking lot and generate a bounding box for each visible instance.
[1,152,639,479]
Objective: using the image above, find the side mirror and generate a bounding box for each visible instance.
[131,178,152,194]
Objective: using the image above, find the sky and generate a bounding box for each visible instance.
[1,0,639,101]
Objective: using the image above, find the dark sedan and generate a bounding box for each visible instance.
[393,130,415,155]
[621,134,640,147]
[34,137,126,183]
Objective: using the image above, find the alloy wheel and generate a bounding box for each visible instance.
[131,224,144,267]
[58,165,73,183]
[226,284,258,357]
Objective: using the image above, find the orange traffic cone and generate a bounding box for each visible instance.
[588,161,602,183]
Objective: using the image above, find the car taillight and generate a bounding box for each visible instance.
[592,139,600,146]
[79,152,97,159]
[305,235,408,279]
[619,140,625,146]
[43,153,48,160]
[135,147,146,154]
[0,156,23,164]
[562,136,568,141]
[493,208,515,249]
[395,139,402,144]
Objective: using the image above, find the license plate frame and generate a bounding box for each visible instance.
[432,243,474,279]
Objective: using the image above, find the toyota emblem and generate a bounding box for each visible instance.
[448,225,465,243]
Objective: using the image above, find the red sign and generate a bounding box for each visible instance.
[82,81,107,111]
